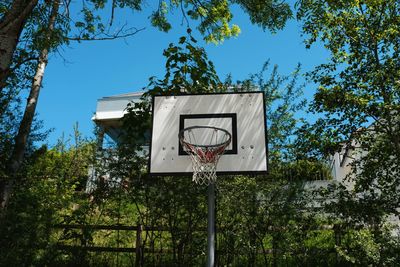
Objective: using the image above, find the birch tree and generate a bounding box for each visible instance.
[0,0,38,89]
[1,0,60,209]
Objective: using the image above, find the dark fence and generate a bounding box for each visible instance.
[53,223,339,266]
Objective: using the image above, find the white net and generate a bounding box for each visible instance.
[179,126,231,185]
[188,149,221,185]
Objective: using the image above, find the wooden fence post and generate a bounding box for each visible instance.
[136,224,143,267]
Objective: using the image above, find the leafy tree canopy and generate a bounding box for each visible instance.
[296,0,400,157]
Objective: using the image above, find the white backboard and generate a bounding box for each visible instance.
[149,92,268,175]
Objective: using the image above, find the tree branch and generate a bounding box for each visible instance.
[67,26,145,41]
[109,0,116,26]
[180,0,190,28]
[10,56,39,71]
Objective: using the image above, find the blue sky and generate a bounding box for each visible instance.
[38,4,329,146]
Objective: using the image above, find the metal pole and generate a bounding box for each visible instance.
[207,183,216,267]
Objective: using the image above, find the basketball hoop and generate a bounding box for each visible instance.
[179,126,231,185]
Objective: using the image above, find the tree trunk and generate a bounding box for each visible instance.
[1,0,59,209]
[0,0,38,90]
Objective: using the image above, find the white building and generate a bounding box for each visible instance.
[92,91,144,143]
[87,91,144,193]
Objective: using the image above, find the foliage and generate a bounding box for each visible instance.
[0,128,94,266]
[233,0,292,33]
[114,99,152,183]
[144,33,225,96]
[296,0,400,156]
[217,176,319,266]
[66,0,292,44]
[296,0,400,265]
[0,103,50,184]
[147,0,292,43]
[132,176,208,265]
